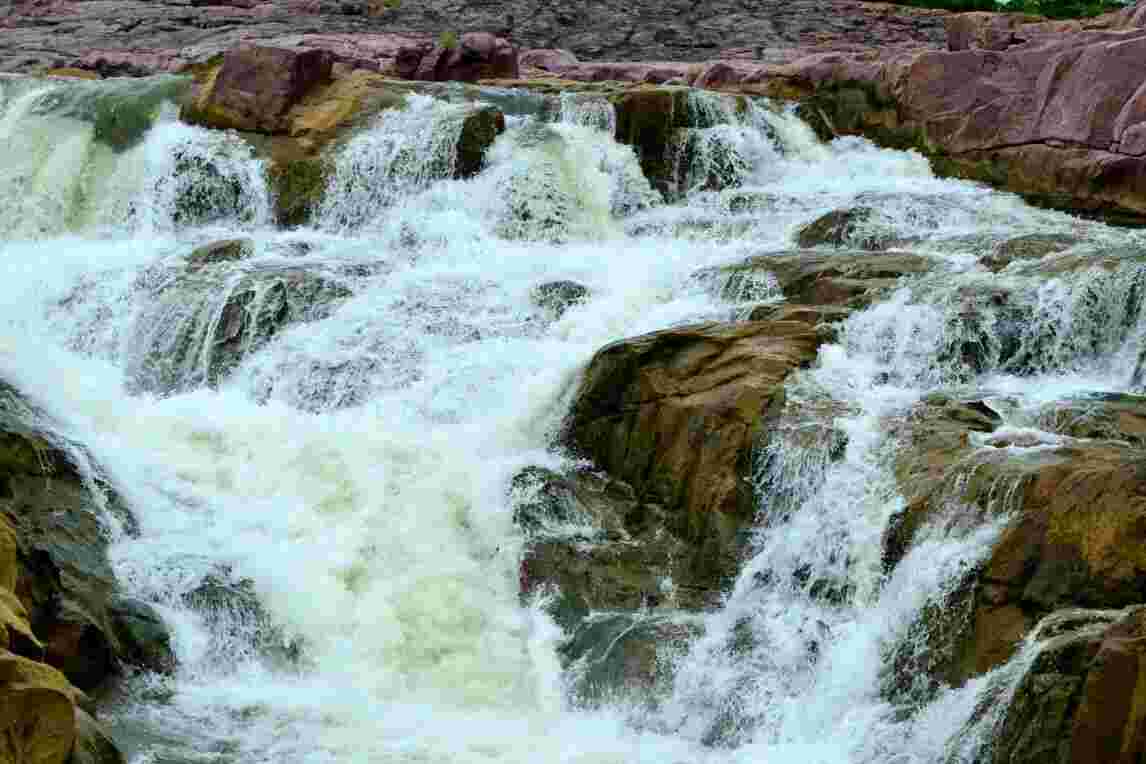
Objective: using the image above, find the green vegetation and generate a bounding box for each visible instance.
[439,31,459,49]
[891,0,1124,18]
[382,0,400,7]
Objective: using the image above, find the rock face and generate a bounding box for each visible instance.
[181,46,333,134]
[395,33,519,83]
[0,650,78,764]
[886,392,1146,689]
[991,607,1146,764]
[564,318,823,576]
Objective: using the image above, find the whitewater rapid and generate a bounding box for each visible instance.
[2,75,1145,764]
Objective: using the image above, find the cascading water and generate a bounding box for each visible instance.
[4,74,1146,764]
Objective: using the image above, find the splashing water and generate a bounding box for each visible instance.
[3,77,1146,764]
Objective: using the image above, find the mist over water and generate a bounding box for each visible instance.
[3,76,1146,763]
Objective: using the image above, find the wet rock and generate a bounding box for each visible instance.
[516,468,732,617]
[564,319,824,582]
[560,612,701,706]
[395,33,518,83]
[795,207,896,251]
[107,597,175,676]
[710,250,934,309]
[127,263,353,395]
[1,385,163,691]
[70,707,126,764]
[611,88,691,198]
[886,392,1146,688]
[183,569,297,663]
[266,156,331,228]
[990,606,1146,764]
[181,45,333,134]
[980,233,1080,272]
[456,105,506,178]
[0,650,79,764]
[1038,393,1146,448]
[530,280,590,319]
[1,515,40,659]
[186,238,253,270]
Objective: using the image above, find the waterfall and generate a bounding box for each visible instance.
[2,73,1144,764]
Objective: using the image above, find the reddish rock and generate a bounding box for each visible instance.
[556,61,695,83]
[518,48,578,72]
[181,45,333,133]
[944,12,1038,52]
[395,33,518,83]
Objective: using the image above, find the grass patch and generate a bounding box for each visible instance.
[890,0,1124,18]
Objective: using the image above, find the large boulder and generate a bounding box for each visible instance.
[885,392,1146,688]
[1,382,174,690]
[395,33,519,83]
[990,606,1146,764]
[181,46,333,134]
[564,319,824,577]
[0,650,79,764]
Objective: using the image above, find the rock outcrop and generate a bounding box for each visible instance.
[395,33,518,82]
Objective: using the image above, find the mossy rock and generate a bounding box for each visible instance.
[267,157,332,228]
[456,106,506,178]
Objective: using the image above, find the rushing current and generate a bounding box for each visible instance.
[2,71,1145,763]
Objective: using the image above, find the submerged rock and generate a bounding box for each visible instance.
[127,262,353,395]
[71,707,127,764]
[979,233,1080,272]
[795,207,897,251]
[530,280,590,319]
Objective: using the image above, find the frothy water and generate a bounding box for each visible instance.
[2,76,1145,763]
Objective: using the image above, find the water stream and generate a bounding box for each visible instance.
[2,75,1144,763]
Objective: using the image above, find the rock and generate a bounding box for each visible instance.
[1,384,164,691]
[126,264,353,395]
[560,612,700,705]
[515,468,732,617]
[530,281,590,318]
[266,156,331,228]
[611,88,691,198]
[70,707,126,764]
[186,239,252,270]
[0,650,78,764]
[456,106,507,178]
[944,12,1035,52]
[990,606,1146,764]
[107,597,175,676]
[885,392,1146,688]
[181,45,333,134]
[708,250,934,309]
[394,33,518,83]
[0,515,40,659]
[519,48,578,72]
[1038,393,1146,447]
[795,207,896,251]
[182,568,297,663]
[564,319,824,579]
[980,233,1080,272]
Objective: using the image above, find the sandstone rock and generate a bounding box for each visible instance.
[564,319,824,578]
[395,33,518,83]
[980,233,1080,272]
[990,606,1146,764]
[611,88,692,197]
[181,45,333,134]
[0,650,78,764]
[795,207,896,251]
[709,250,934,309]
[886,392,1146,688]
[519,48,578,72]
[70,707,126,764]
[944,12,1036,52]
[515,468,733,617]
[1,384,170,691]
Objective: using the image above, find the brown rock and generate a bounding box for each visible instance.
[990,606,1146,764]
[181,45,333,134]
[0,650,78,764]
[519,48,578,72]
[564,319,824,571]
[887,392,1146,686]
[944,12,1036,52]
[395,33,518,83]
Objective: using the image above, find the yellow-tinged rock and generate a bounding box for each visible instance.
[0,650,79,764]
[0,516,39,654]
